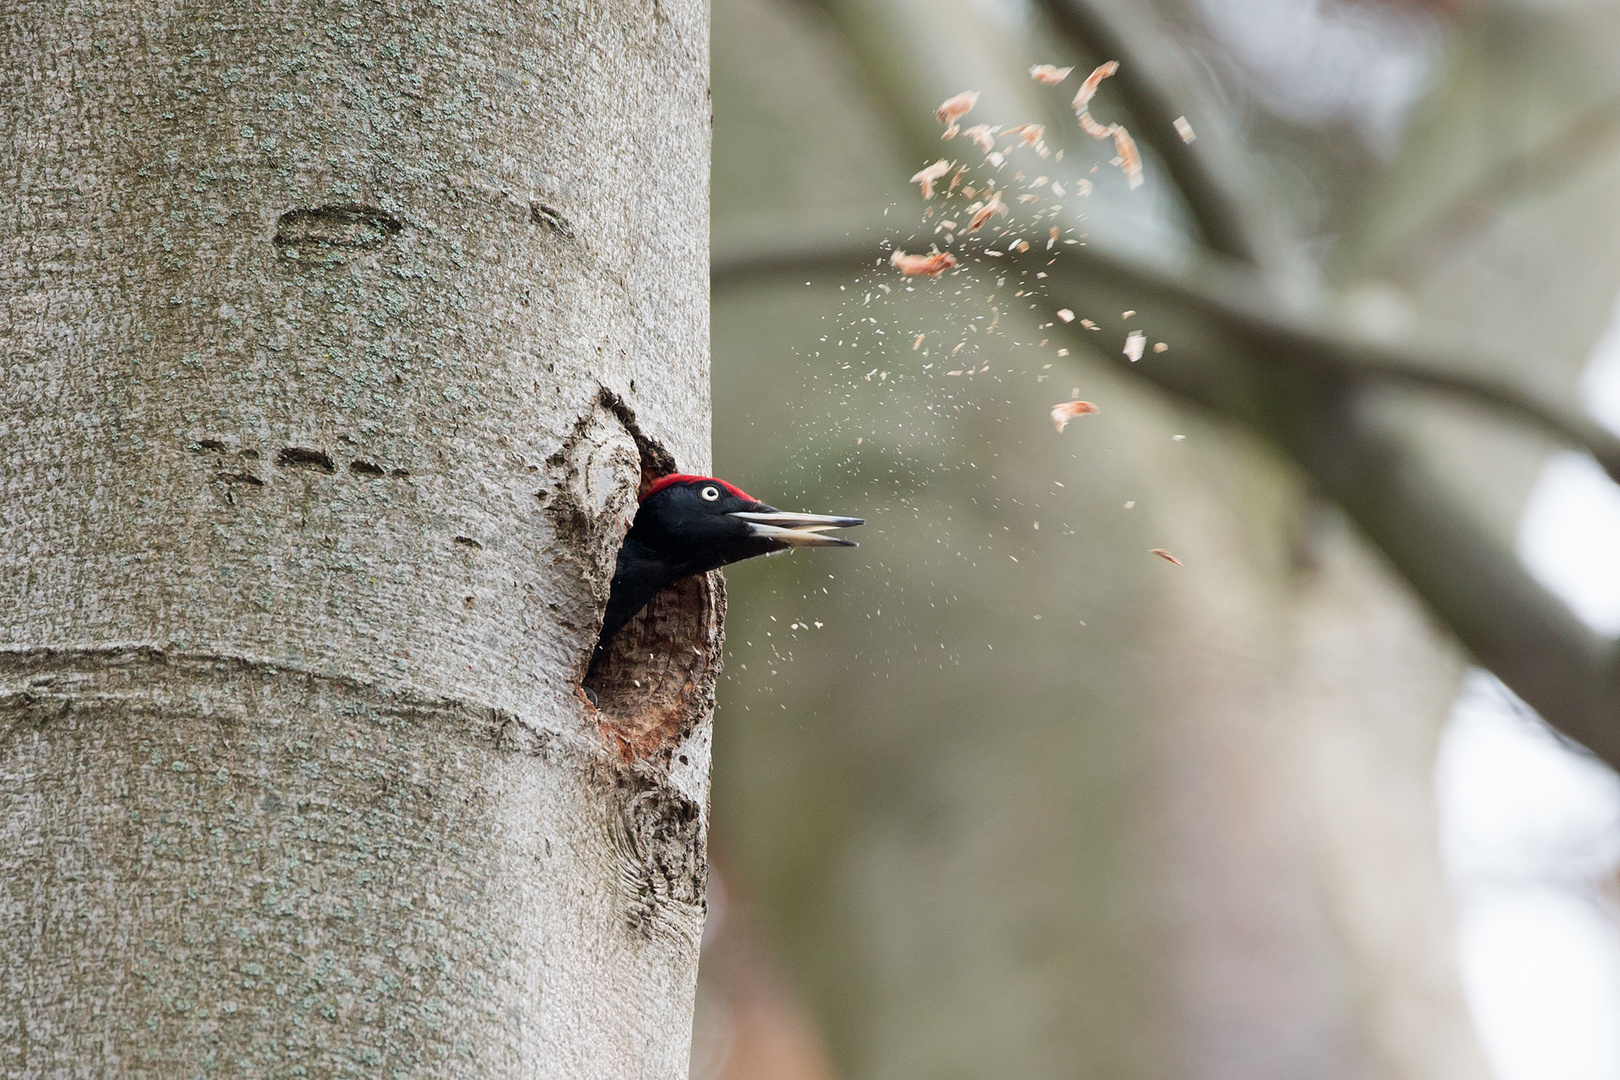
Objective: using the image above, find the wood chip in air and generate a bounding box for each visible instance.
[1149,548,1182,565]
[890,249,957,277]
[1110,124,1144,188]
[966,192,1007,232]
[1056,309,1075,322]
[1030,64,1073,85]
[962,124,998,154]
[1051,400,1099,432]
[1071,62,1143,188]
[1072,61,1118,138]
[1173,116,1196,143]
[1005,123,1045,147]
[910,159,952,200]
[1123,330,1146,362]
[937,90,979,138]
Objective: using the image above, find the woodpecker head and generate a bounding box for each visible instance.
[633,474,863,568]
[589,474,863,677]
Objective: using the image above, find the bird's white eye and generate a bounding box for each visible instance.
[701,485,720,501]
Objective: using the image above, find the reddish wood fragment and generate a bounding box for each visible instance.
[1050,400,1099,432]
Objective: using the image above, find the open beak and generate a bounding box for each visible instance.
[729,510,865,548]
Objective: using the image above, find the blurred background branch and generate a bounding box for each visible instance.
[703,0,1620,1076]
[715,0,1620,768]
[1032,0,1269,263]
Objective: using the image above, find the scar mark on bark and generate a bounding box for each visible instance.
[529,201,575,238]
[273,205,402,250]
[452,536,483,550]
[276,447,335,473]
[349,460,385,477]
[192,439,265,497]
[608,778,706,940]
[594,388,677,492]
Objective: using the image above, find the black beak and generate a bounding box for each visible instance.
[728,510,865,547]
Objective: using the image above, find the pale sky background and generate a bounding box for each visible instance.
[1435,287,1620,1080]
[1190,1,1620,1075]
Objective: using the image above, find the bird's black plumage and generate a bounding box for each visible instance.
[587,475,862,676]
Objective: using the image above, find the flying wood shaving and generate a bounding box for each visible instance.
[1173,116,1196,143]
[1072,61,1118,137]
[963,124,998,154]
[966,192,1007,232]
[1124,330,1146,361]
[1070,61,1143,188]
[1051,400,1099,432]
[1004,123,1045,147]
[1153,342,1168,353]
[1150,548,1182,565]
[1110,124,1144,188]
[1030,64,1073,85]
[1047,225,1059,249]
[910,159,952,199]
[1080,319,1098,329]
[1078,112,1112,139]
[1056,309,1075,322]
[1018,193,1040,203]
[890,249,957,277]
[937,90,979,137]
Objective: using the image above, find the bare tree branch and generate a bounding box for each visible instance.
[715,220,1620,485]
[713,223,1620,765]
[1032,0,1266,265]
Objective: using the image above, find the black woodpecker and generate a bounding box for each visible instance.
[587,474,863,678]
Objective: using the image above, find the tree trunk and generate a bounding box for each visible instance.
[0,2,712,1075]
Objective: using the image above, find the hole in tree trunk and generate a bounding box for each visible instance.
[578,400,723,765]
[585,570,725,764]
[576,401,722,764]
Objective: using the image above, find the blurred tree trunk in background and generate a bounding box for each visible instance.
[699,0,1620,1076]
[0,2,711,1075]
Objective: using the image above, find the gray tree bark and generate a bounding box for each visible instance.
[0,2,712,1075]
